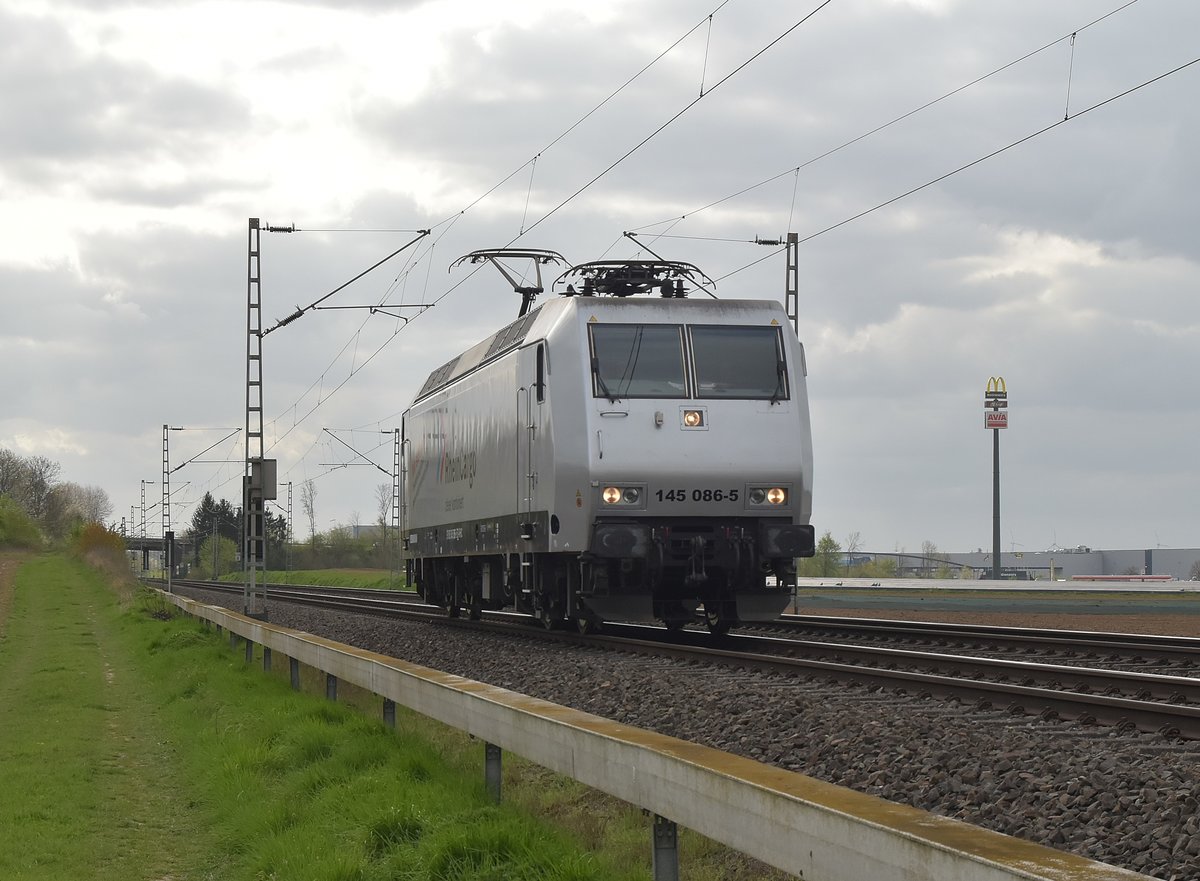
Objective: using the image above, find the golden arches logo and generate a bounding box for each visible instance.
[986,376,1007,395]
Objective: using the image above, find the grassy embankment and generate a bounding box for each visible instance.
[1,553,787,881]
[218,567,409,590]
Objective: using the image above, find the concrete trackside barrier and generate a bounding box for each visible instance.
[162,591,1153,881]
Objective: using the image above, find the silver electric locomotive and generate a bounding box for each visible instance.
[403,254,815,633]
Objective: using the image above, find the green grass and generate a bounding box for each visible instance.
[217,567,410,590]
[1,555,789,881]
[0,555,212,879]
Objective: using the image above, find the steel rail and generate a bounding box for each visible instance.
[164,579,1200,739]
[774,613,1200,662]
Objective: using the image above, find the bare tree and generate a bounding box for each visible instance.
[300,479,317,545]
[376,482,391,533]
[844,531,861,574]
[921,540,939,577]
[43,482,82,538]
[79,485,112,523]
[0,448,29,502]
[24,456,61,520]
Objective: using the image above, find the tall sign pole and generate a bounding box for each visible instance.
[984,377,1008,579]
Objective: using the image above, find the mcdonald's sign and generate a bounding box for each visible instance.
[985,376,1007,428]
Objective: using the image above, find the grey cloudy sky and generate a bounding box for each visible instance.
[1,0,1197,554]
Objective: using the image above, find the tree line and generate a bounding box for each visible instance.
[799,531,965,579]
[0,447,112,546]
[184,487,401,578]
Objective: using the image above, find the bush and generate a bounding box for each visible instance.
[0,495,43,549]
[71,522,133,588]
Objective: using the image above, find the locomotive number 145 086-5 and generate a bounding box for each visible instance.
[655,488,740,503]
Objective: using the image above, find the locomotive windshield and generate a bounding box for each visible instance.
[588,322,788,401]
[589,324,686,399]
[690,325,787,400]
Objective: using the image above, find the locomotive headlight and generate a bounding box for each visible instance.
[601,485,644,506]
[682,409,704,428]
[749,486,788,506]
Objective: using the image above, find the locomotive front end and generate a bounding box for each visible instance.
[577,298,815,633]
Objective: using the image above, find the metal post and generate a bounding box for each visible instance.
[984,377,1008,581]
[244,217,267,619]
[992,426,1001,580]
[286,481,293,582]
[245,637,253,664]
[289,656,300,691]
[392,427,402,586]
[164,531,174,593]
[263,646,272,672]
[140,480,153,539]
[651,814,679,881]
[484,742,502,803]
[383,698,396,729]
[785,231,799,338]
[325,673,338,702]
[162,424,170,539]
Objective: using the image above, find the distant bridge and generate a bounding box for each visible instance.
[123,534,196,571]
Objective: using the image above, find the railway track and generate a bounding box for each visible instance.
[163,578,1200,739]
[762,614,1200,669]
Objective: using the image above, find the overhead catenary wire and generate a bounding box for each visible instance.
[516,0,836,241]
[266,242,434,452]
[629,0,1142,235]
[712,52,1200,283]
[321,429,392,477]
[1064,32,1078,120]
[170,429,241,474]
[261,230,429,337]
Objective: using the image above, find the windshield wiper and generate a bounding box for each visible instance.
[769,359,786,406]
[592,357,620,403]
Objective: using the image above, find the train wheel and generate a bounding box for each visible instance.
[538,609,556,630]
[704,608,731,635]
[575,615,600,635]
[445,604,460,619]
[664,618,686,633]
